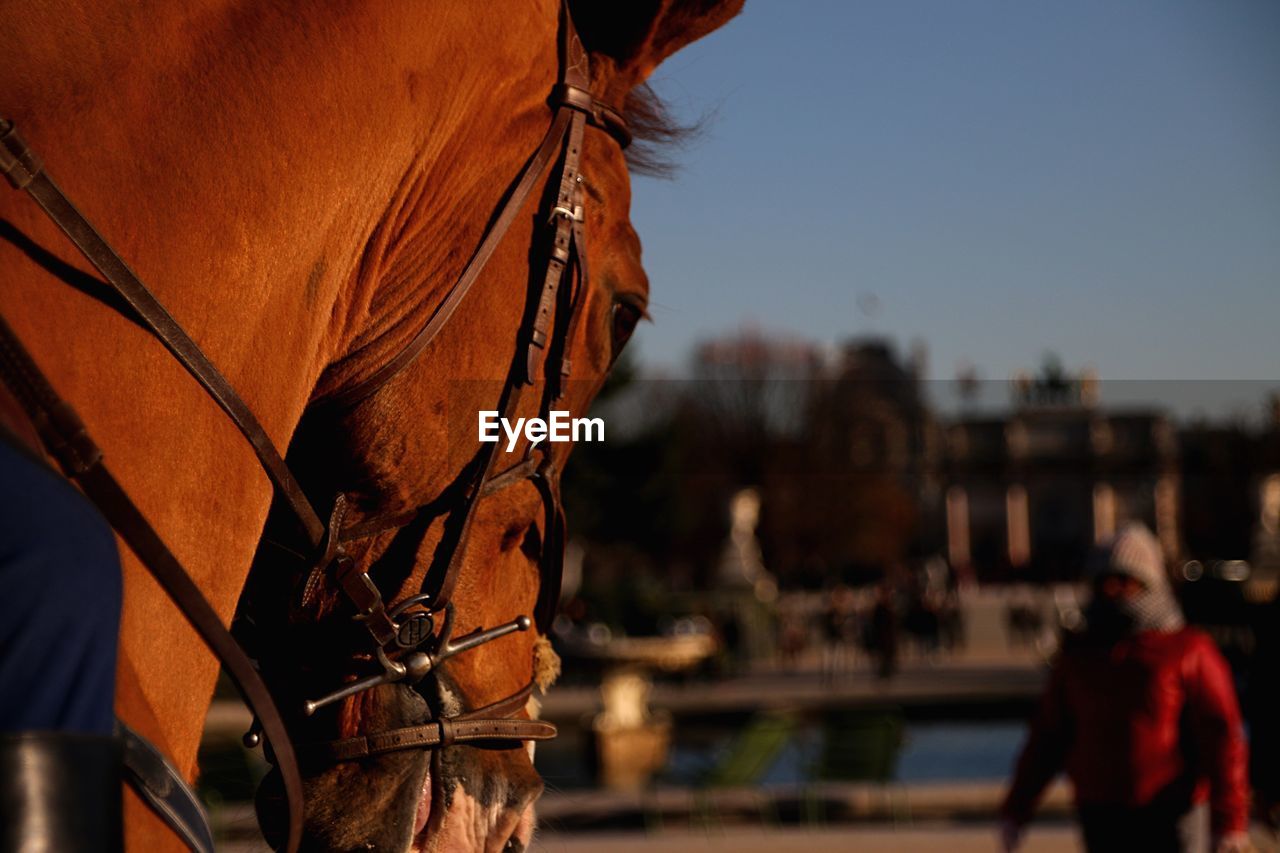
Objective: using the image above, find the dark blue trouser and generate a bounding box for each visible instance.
[0,435,121,734]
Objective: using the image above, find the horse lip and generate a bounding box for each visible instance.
[412,768,432,845]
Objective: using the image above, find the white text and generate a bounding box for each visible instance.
[478,410,604,452]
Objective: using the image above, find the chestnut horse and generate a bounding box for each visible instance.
[0,1,741,850]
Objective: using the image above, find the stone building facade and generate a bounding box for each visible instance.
[942,407,1178,583]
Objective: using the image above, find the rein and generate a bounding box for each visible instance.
[0,2,628,851]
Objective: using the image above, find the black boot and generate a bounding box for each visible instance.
[0,732,123,853]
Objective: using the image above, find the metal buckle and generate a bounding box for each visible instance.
[0,120,43,190]
[551,203,583,223]
[389,593,436,650]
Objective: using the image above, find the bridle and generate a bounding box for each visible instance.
[0,3,628,851]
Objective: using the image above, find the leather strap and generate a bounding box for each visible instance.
[0,120,326,553]
[420,372,529,612]
[352,0,601,622]
[317,448,531,551]
[317,0,622,410]
[0,313,306,853]
[479,455,542,498]
[303,718,556,763]
[300,681,554,763]
[117,719,215,853]
[551,84,632,149]
[530,466,565,631]
[557,215,590,392]
[320,109,574,409]
[523,109,586,385]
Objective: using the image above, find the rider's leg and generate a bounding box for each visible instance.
[0,434,121,733]
[0,434,124,852]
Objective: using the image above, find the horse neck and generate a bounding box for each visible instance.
[0,0,557,781]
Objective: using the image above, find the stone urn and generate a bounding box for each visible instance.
[573,633,716,790]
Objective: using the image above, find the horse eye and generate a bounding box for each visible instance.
[610,300,643,361]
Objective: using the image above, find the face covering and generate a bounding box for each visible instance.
[1084,524,1184,638]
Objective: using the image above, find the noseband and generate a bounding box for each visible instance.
[0,3,628,851]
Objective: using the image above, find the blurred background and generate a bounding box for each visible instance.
[203,1,1280,850]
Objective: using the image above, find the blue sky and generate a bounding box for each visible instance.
[625,0,1280,396]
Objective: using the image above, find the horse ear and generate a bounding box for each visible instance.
[569,0,744,85]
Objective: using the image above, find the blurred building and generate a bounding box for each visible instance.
[941,364,1178,583]
[569,328,1280,597]
[944,407,1177,583]
[941,375,1280,586]
[1180,397,1280,600]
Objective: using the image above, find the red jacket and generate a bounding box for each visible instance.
[1002,627,1249,837]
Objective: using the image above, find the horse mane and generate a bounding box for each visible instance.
[623,83,699,178]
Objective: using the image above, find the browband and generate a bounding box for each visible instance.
[552,83,633,150]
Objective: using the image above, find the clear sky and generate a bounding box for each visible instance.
[626,0,1280,399]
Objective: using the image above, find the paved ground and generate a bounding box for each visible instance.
[530,824,1079,852]
[218,821,1280,853]
[532,822,1280,853]
[218,824,1078,853]
[534,781,1075,828]
[217,823,1082,852]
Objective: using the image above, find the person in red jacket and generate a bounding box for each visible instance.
[1000,523,1251,853]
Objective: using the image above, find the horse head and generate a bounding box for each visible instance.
[234,2,743,850]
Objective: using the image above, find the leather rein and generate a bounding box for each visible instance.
[0,4,627,852]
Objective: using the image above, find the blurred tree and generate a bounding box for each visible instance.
[690,326,820,484]
[563,331,932,603]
